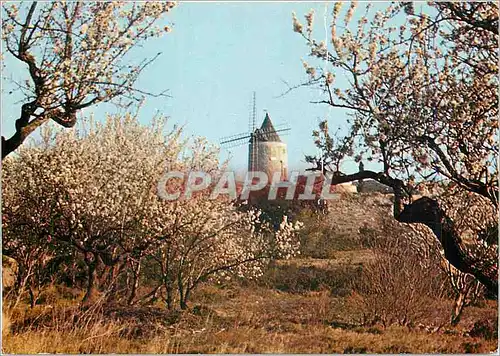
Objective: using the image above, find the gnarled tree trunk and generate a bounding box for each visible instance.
[397,197,498,296]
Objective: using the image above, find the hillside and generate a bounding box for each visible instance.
[3,194,497,353]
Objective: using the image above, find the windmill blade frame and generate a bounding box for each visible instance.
[220,125,291,147]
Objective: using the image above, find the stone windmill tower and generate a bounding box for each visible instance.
[220,93,290,182]
[248,112,288,181]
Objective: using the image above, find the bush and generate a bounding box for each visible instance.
[260,262,360,296]
[469,318,498,340]
[296,209,362,258]
[352,219,448,327]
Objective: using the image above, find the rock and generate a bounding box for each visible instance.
[334,183,357,193]
[2,255,18,289]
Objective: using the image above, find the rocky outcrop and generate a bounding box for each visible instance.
[2,255,18,290]
[354,179,393,194]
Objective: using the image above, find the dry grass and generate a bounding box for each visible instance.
[3,282,497,354]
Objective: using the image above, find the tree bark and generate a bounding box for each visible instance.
[306,168,407,214]
[82,254,99,304]
[397,198,498,296]
[2,102,46,159]
[127,261,141,306]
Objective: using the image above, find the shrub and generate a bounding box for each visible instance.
[295,208,362,258]
[469,318,498,340]
[260,262,360,295]
[352,219,448,327]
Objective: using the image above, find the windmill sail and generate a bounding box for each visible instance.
[218,95,290,182]
[220,124,290,147]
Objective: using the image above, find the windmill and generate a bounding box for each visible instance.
[220,92,291,181]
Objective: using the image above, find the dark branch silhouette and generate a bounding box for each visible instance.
[396,197,498,296]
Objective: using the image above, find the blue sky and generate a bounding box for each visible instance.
[2,2,386,175]
[132,2,356,174]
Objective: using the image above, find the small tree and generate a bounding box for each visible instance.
[143,142,302,310]
[148,197,301,310]
[2,1,176,159]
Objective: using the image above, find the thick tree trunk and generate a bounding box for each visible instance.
[2,102,48,160]
[451,292,466,326]
[160,263,174,309]
[82,255,99,304]
[127,262,141,305]
[178,284,186,310]
[392,180,404,217]
[166,282,174,310]
[397,197,498,296]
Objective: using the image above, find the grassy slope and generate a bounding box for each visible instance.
[3,194,498,353]
[4,283,497,353]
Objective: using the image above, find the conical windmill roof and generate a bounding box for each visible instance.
[253,113,282,142]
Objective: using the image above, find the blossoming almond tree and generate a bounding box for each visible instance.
[294,2,498,207]
[2,114,302,307]
[147,195,301,310]
[2,114,184,303]
[292,2,498,294]
[138,137,302,310]
[1,1,176,159]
